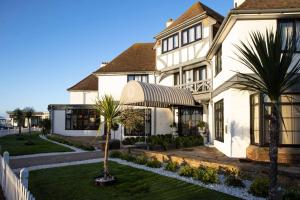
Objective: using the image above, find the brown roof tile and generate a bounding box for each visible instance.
[236,0,300,10]
[67,74,98,91]
[163,2,224,32]
[94,43,155,73]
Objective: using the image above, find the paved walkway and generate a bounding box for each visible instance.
[10,150,104,170]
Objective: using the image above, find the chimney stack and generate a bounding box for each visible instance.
[100,61,109,68]
[234,0,246,8]
[166,19,174,28]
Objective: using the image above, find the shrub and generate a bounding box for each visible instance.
[249,178,269,198]
[120,153,136,162]
[110,140,120,149]
[218,166,240,177]
[165,161,179,172]
[194,166,218,184]
[225,175,245,188]
[283,187,300,200]
[110,151,123,158]
[178,165,196,177]
[146,158,162,168]
[134,154,148,165]
[122,137,145,145]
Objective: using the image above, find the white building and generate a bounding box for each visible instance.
[49,0,300,163]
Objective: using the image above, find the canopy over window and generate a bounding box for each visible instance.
[120,81,195,108]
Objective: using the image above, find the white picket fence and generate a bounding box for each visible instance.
[0,152,35,200]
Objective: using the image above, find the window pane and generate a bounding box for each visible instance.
[280,22,293,50]
[189,27,195,42]
[168,37,173,50]
[296,21,300,51]
[127,75,135,82]
[163,39,168,52]
[174,34,179,48]
[141,75,148,83]
[196,24,202,40]
[135,75,142,82]
[182,30,188,44]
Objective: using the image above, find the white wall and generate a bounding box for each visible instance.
[211,88,251,158]
[213,19,277,90]
[69,91,98,104]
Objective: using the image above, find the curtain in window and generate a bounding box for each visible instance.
[280,22,293,50]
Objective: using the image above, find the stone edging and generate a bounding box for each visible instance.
[39,135,86,152]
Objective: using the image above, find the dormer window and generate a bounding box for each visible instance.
[162,33,179,53]
[182,23,202,46]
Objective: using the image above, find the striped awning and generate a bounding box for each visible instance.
[120,81,195,108]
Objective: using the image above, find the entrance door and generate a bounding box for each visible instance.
[178,107,203,136]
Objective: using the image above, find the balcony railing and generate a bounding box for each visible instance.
[176,79,211,94]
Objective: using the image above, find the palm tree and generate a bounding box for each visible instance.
[95,95,121,180]
[23,107,35,135]
[12,108,24,135]
[234,29,300,199]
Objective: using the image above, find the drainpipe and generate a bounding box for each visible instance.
[154,73,157,135]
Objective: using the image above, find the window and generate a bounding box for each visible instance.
[215,100,224,142]
[174,73,180,86]
[127,74,148,83]
[181,23,202,46]
[65,109,99,130]
[178,107,203,136]
[193,66,206,81]
[279,19,300,51]
[250,93,300,146]
[124,109,151,136]
[215,46,222,76]
[162,33,179,53]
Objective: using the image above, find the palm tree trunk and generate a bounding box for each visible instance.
[269,102,280,200]
[103,123,110,180]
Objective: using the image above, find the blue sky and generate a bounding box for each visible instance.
[0,0,232,117]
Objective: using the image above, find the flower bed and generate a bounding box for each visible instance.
[122,134,203,150]
[109,151,266,200]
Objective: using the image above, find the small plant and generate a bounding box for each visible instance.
[134,154,148,165]
[110,151,123,158]
[194,166,218,184]
[146,157,162,168]
[249,178,269,198]
[165,161,179,172]
[225,175,245,188]
[218,166,240,177]
[197,121,207,129]
[283,187,300,200]
[178,165,196,177]
[120,152,136,162]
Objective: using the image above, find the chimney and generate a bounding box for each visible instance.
[234,0,246,8]
[100,61,108,68]
[166,19,174,28]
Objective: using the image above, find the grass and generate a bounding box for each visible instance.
[29,162,239,200]
[0,132,73,156]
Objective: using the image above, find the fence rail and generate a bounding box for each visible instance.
[0,152,35,200]
[176,79,211,94]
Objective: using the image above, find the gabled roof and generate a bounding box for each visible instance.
[161,2,224,33]
[67,74,98,91]
[94,43,155,73]
[236,0,300,10]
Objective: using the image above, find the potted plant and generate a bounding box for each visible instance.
[197,121,207,132]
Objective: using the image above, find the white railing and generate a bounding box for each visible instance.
[0,152,35,200]
[0,127,41,137]
[176,79,211,94]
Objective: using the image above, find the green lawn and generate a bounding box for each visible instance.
[0,133,73,156]
[29,162,239,200]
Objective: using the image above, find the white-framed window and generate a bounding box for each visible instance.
[279,19,300,51]
[127,74,149,83]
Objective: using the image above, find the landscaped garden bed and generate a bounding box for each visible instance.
[109,151,300,200]
[29,161,238,200]
[122,134,203,151]
[0,132,73,156]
